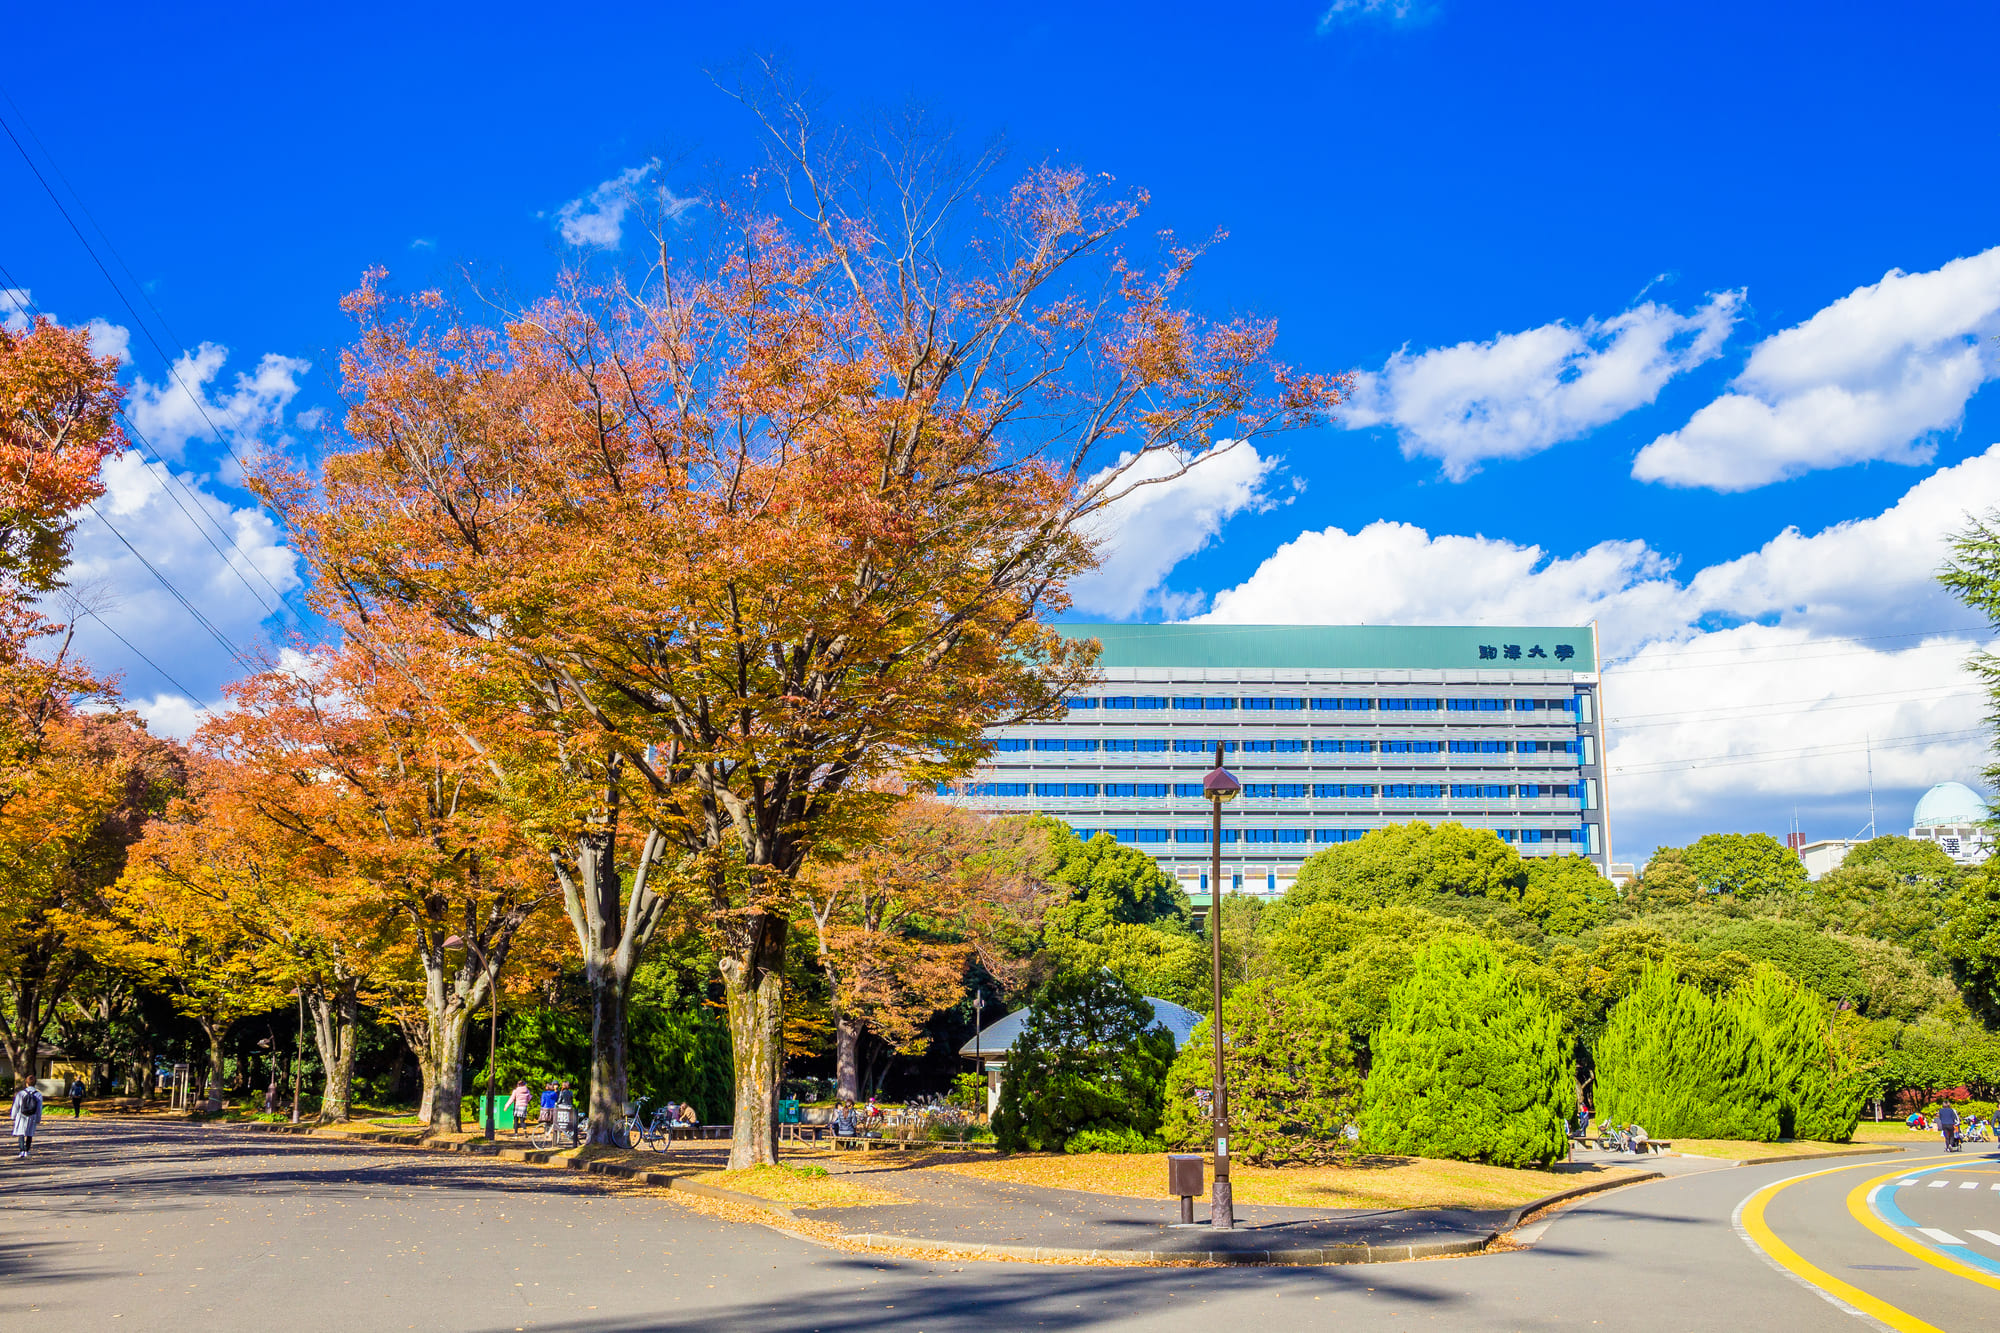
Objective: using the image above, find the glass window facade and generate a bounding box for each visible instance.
[952,623,1609,895]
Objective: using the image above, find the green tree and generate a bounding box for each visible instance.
[1940,866,2000,1025]
[1595,965,1778,1140]
[1038,820,1192,938]
[1520,854,1616,936]
[1740,964,1863,1141]
[1357,936,1572,1167]
[1160,979,1360,1165]
[1840,836,1963,887]
[1680,833,1808,899]
[1696,919,1864,1007]
[1626,847,1699,908]
[990,969,1176,1153]
[1797,861,1948,965]
[1290,822,1603,936]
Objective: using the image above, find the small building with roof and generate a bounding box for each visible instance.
[958,996,1205,1116]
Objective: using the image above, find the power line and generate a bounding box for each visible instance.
[1609,726,1988,777]
[75,607,214,714]
[1606,684,1982,729]
[0,103,299,611]
[0,260,290,619]
[84,500,260,675]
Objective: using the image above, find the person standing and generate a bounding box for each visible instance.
[509,1079,531,1133]
[68,1079,85,1118]
[13,1082,44,1157]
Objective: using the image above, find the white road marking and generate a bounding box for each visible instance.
[1962,1181,1979,1189]
[1929,1180,1949,1187]
[1897,1178,1919,1186]
[1917,1227,1965,1245]
[1969,1230,2000,1247]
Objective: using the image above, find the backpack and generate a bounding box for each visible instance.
[19,1087,42,1116]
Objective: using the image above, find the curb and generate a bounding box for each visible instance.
[829,1231,1494,1266]
[231,1121,1666,1268]
[1499,1168,1665,1231]
[237,1120,803,1218]
[1729,1145,1897,1167]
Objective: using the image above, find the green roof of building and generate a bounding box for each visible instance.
[1053,623,1596,672]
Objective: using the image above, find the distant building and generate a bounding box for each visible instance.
[1909,781,1994,865]
[947,623,1612,899]
[959,997,1203,1116]
[1609,862,1637,889]
[1797,838,1863,881]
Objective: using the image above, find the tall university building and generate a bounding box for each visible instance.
[949,624,1612,898]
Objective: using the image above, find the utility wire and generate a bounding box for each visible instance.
[0,259,290,620]
[84,500,260,675]
[0,103,297,609]
[1606,684,1982,729]
[1609,726,1988,777]
[75,607,214,714]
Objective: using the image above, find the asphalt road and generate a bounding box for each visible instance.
[2,1119,1993,1331]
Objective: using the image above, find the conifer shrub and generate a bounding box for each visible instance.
[991,969,1176,1153]
[1161,979,1361,1165]
[1357,936,1573,1167]
[1596,964,1783,1140]
[1740,965,1864,1142]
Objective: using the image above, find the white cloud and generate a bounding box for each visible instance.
[557,160,680,249]
[128,343,309,460]
[1635,247,2000,490]
[54,450,301,712]
[1191,445,2000,848]
[129,693,207,740]
[1317,0,1434,29]
[1069,443,1281,619]
[0,290,132,367]
[1345,292,1740,479]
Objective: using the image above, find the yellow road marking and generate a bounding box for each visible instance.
[1737,1154,1959,1333]
[1847,1166,2000,1292]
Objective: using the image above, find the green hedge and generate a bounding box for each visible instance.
[991,970,1174,1153]
[1596,963,1862,1141]
[1161,979,1360,1165]
[1357,936,1573,1167]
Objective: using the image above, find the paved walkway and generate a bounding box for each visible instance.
[798,1153,1630,1257]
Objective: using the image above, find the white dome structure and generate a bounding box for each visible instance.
[1913,781,1990,829]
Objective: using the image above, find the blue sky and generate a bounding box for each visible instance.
[6,1,2000,860]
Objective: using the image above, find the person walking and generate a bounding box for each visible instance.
[68,1079,85,1118]
[13,1082,44,1158]
[509,1079,531,1133]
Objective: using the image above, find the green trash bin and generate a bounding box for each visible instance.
[780,1099,801,1124]
[475,1095,516,1131]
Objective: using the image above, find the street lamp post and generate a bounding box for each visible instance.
[1202,742,1241,1230]
[446,935,501,1141]
[290,988,303,1124]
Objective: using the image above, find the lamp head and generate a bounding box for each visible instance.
[1203,741,1241,802]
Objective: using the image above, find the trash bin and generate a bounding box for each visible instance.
[780,1099,801,1124]
[475,1096,516,1131]
[1167,1154,1205,1223]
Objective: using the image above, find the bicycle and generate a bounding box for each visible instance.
[530,1104,579,1150]
[623,1099,672,1152]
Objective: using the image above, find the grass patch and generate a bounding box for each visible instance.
[1851,1123,1944,1143]
[368,1115,425,1126]
[1666,1138,1883,1161]
[933,1152,1638,1211]
[711,1162,902,1208]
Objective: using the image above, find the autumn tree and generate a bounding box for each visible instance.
[0,692,183,1090]
[800,797,1041,1100]
[270,84,1344,1164]
[203,646,552,1134]
[119,753,399,1121]
[0,314,125,595]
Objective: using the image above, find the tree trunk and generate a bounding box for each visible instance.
[201,1019,227,1111]
[586,959,632,1146]
[307,985,360,1123]
[720,911,787,1169]
[424,1010,471,1135]
[834,1012,862,1103]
